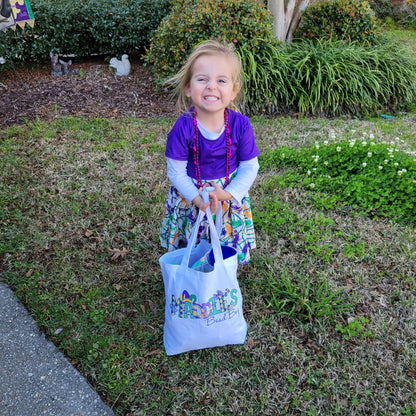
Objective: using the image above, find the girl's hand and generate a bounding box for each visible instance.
[192,183,219,213]
[209,181,232,202]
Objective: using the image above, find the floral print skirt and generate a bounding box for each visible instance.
[159,176,256,264]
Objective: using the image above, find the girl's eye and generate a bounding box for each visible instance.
[197,78,207,82]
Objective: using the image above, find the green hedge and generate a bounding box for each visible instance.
[295,0,378,44]
[145,0,275,83]
[0,0,171,69]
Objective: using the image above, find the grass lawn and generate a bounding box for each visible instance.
[1,113,415,415]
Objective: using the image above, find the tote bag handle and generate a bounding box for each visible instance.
[180,188,223,268]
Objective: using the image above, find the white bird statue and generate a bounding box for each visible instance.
[109,54,131,76]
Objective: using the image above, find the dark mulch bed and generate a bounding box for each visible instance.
[0,57,177,127]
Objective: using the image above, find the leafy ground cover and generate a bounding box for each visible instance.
[1,114,415,415]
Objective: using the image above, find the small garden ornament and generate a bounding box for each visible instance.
[59,59,79,76]
[50,52,62,76]
[109,54,131,76]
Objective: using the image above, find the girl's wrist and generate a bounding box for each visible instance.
[219,190,232,202]
[192,195,203,209]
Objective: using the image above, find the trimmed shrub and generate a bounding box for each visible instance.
[145,0,275,82]
[370,0,416,27]
[0,0,171,69]
[295,0,378,44]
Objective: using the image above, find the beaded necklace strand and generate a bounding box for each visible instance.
[192,108,232,189]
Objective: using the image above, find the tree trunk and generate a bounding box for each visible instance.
[268,0,316,42]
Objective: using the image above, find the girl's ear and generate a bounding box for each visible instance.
[185,83,192,98]
[231,83,240,100]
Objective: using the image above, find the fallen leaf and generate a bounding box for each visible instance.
[84,228,93,237]
[107,246,129,261]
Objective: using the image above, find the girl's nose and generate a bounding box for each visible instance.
[206,80,215,90]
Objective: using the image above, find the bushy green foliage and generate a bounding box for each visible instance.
[260,132,416,224]
[238,38,416,116]
[370,0,416,28]
[296,0,378,44]
[369,0,396,20]
[145,0,275,81]
[0,0,171,68]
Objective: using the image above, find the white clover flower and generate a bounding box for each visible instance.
[324,161,328,165]
[362,162,367,167]
[369,133,374,139]
[349,141,355,148]
[313,168,317,171]
[362,141,367,146]
[0,57,5,65]
[310,183,316,188]
[367,152,372,157]
[370,142,375,146]
[402,168,407,173]
[398,170,402,176]
[363,132,368,136]
[395,137,400,141]
[384,160,388,164]
[282,153,285,158]
[307,170,311,176]
[394,162,399,166]
[337,146,342,152]
[378,166,383,170]
[390,154,395,158]
[351,129,356,133]
[315,144,320,149]
[324,140,329,146]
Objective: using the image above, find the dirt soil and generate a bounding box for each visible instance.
[0,57,177,127]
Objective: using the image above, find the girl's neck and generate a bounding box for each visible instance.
[195,109,225,134]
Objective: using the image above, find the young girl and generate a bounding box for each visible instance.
[159,39,260,264]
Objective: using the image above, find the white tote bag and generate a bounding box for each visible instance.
[159,202,247,356]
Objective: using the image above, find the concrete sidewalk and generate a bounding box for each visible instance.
[0,283,115,416]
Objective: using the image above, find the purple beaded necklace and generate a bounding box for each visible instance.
[193,108,232,189]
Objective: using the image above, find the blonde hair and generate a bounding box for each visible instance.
[166,39,244,113]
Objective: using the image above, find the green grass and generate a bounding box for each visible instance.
[1,114,415,415]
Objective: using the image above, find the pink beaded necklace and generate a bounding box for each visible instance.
[192,108,232,189]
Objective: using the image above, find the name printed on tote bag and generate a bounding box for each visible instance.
[170,288,240,325]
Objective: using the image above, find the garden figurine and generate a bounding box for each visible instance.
[109,54,131,76]
[50,52,62,76]
[159,39,260,264]
[59,59,79,76]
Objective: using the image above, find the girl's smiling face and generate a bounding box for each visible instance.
[185,53,238,120]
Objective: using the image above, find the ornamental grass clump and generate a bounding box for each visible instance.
[261,132,416,224]
[238,38,416,116]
